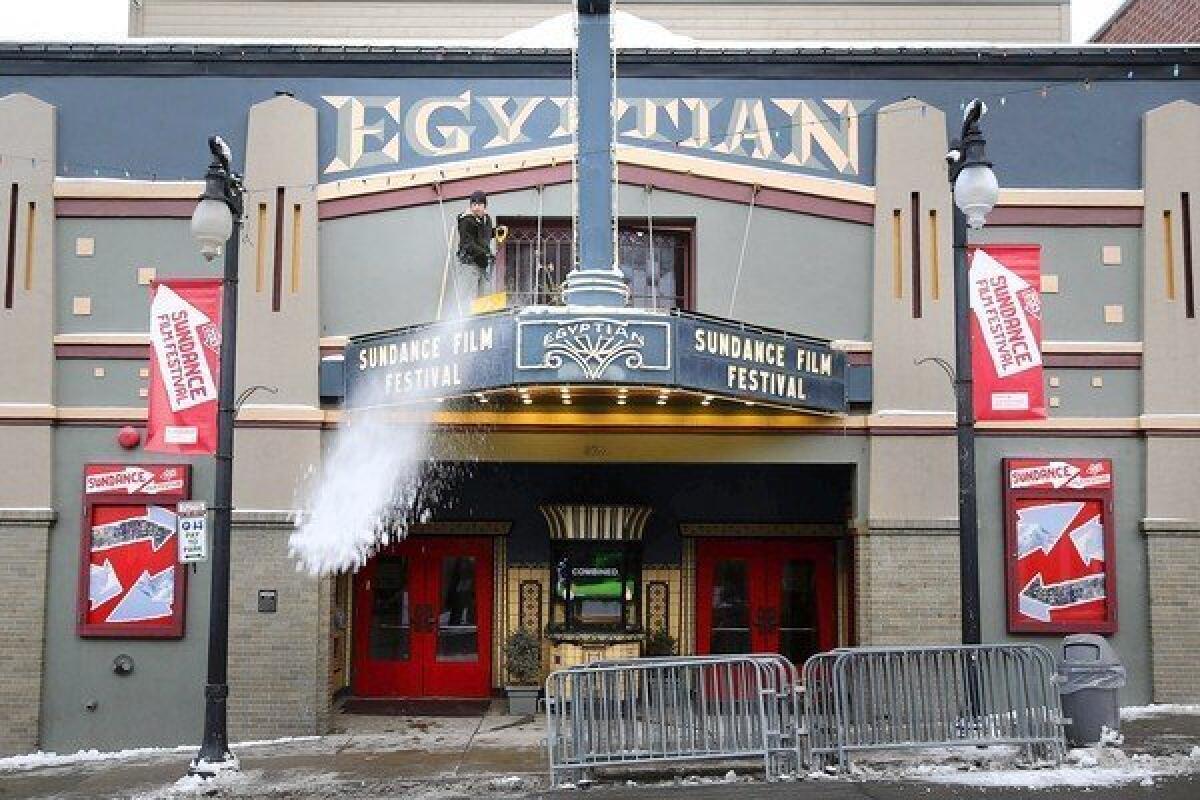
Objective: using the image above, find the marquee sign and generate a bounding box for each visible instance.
[346,309,846,414]
[1003,458,1117,634]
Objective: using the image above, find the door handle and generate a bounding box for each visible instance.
[414,604,435,633]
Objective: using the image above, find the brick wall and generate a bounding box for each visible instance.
[1145,523,1200,702]
[0,511,54,755]
[1094,0,1200,43]
[228,512,331,740]
[855,522,960,645]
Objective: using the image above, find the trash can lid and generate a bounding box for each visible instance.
[1061,633,1122,666]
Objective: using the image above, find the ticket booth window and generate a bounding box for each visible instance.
[550,541,642,632]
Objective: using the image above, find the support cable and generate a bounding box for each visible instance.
[646,184,657,310]
[433,181,458,320]
[728,184,760,317]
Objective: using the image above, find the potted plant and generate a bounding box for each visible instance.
[504,629,542,715]
[643,629,677,657]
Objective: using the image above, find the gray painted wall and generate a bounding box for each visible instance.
[973,226,1142,343]
[56,219,216,334]
[319,184,872,341]
[42,429,212,752]
[976,436,1150,705]
[1043,369,1141,418]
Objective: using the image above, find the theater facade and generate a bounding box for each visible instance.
[0,42,1197,755]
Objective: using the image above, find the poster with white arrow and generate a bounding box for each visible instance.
[1004,458,1116,634]
[79,463,189,638]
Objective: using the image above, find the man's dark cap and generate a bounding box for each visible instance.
[470,190,487,205]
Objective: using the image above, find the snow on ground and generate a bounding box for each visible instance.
[841,741,1200,789]
[1122,703,1200,720]
[0,735,323,773]
[0,744,195,772]
[0,716,544,775]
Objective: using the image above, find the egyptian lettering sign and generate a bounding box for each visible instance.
[79,464,190,638]
[346,309,846,414]
[1004,458,1116,634]
[515,312,672,383]
[323,91,870,179]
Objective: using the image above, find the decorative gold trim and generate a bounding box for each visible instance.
[235,404,325,423]
[317,145,573,201]
[0,404,55,420]
[53,333,150,346]
[618,145,875,205]
[314,144,878,205]
[53,179,204,199]
[540,504,653,540]
[680,523,846,538]
[405,521,512,536]
[997,188,1144,207]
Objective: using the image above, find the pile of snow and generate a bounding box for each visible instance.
[0,735,320,774]
[1121,703,1200,720]
[498,11,696,49]
[0,745,193,772]
[840,742,1200,789]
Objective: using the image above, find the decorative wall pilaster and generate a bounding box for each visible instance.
[1141,100,1200,702]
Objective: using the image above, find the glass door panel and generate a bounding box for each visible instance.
[778,559,819,667]
[436,556,479,662]
[710,559,752,654]
[368,556,411,661]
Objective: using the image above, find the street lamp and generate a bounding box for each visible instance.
[946,100,998,646]
[189,135,244,776]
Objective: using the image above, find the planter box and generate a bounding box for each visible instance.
[506,685,540,715]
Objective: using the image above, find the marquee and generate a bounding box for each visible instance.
[345,308,847,414]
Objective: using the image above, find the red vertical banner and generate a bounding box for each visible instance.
[145,279,223,455]
[1003,458,1117,634]
[968,245,1045,421]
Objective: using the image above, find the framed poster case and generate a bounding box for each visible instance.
[77,463,191,638]
[1003,458,1117,634]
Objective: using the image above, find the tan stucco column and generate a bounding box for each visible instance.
[860,97,960,644]
[1140,99,1200,703]
[0,93,57,755]
[226,94,331,738]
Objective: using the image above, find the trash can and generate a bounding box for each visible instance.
[1057,634,1126,747]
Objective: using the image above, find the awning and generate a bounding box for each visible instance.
[540,504,653,541]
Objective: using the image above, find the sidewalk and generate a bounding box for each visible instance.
[0,704,1197,799]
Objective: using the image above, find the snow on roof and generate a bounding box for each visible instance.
[498,11,696,49]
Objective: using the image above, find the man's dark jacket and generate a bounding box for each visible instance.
[457,212,494,269]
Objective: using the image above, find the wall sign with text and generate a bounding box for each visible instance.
[1003,458,1116,634]
[78,464,190,638]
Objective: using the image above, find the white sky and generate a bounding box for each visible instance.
[1,0,1128,43]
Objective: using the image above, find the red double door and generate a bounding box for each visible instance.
[695,539,837,667]
[353,537,492,698]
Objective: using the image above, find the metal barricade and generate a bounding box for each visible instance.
[803,645,1066,771]
[545,654,804,786]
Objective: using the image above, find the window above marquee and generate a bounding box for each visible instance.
[497,220,692,312]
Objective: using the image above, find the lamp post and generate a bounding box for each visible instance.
[946,100,999,646]
[189,135,244,776]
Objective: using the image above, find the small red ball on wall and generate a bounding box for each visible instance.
[117,426,141,450]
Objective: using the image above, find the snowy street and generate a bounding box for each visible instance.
[2,705,1198,799]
